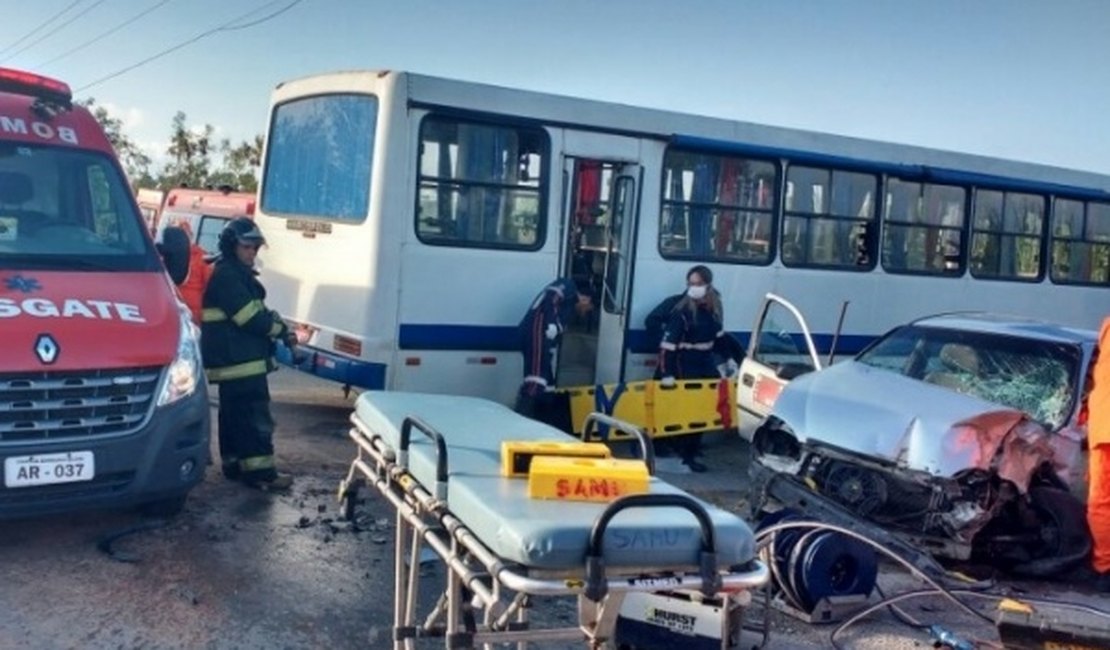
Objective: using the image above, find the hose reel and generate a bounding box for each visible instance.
[757,510,878,620]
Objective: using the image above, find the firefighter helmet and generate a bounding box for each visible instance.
[218,217,265,257]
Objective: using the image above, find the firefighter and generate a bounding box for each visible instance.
[1089,317,1110,590]
[515,277,592,427]
[657,265,745,472]
[201,217,295,490]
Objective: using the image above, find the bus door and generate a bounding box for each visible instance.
[557,157,642,388]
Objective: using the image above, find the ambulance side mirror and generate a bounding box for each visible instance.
[157,225,190,286]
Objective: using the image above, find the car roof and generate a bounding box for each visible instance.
[908,312,1097,345]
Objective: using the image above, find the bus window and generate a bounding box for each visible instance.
[261,93,376,221]
[415,117,546,250]
[782,166,876,269]
[660,149,776,264]
[882,179,966,276]
[1051,199,1110,285]
[970,190,1045,281]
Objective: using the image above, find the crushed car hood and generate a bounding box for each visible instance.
[773,361,1057,480]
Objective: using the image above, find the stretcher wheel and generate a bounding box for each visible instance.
[339,479,363,521]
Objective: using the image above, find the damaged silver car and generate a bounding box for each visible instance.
[738,294,1096,576]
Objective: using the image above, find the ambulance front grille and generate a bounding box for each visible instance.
[0,367,161,444]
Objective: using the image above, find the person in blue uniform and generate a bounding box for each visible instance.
[657,265,745,472]
[515,277,593,427]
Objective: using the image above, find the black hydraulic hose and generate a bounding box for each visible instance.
[95,518,169,563]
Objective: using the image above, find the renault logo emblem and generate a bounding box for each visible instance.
[34,334,59,365]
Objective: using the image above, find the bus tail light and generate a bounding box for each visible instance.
[333,334,362,356]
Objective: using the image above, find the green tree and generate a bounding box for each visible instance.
[208,134,264,192]
[77,97,152,184]
[161,111,215,190]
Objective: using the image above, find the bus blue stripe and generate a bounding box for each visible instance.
[399,324,521,351]
[398,324,876,357]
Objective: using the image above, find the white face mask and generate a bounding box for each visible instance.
[686,285,708,300]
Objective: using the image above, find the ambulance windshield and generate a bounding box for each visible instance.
[0,143,158,270]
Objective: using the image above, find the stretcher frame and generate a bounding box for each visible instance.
[339,406,768,649]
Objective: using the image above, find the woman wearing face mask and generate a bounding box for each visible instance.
[657,264,745,472]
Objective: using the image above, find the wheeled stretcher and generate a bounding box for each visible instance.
[339,391,768,649]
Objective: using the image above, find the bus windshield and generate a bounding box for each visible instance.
[0,143,157,271]
[260,93,377,221]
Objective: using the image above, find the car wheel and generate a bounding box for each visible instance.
[1009,486,1091,578]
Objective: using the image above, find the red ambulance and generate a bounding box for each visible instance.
[0,68,209,517]
[155,186,256,256]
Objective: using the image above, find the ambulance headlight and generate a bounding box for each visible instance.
[157,308,202,406]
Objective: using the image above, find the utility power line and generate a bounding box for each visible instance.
[75,0,304,93]
[0,0,85,59]
[37,0,176,69]
[1,0,109,64]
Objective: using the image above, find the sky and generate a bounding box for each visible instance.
[1,0,1108,176]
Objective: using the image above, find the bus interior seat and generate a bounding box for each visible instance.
[923,343,981,391]
[939,343,981,376]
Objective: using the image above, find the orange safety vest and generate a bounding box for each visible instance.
[179,245,212,325]
[1090,317,1110,447]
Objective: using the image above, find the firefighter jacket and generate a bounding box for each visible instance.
[201,258,289,383]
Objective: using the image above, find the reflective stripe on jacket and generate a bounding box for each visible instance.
[201,258,288,383]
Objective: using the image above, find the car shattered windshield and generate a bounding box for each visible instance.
[858,324,1081,431]
[0,143,158,271]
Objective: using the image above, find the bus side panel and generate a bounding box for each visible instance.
[391,243,558,404]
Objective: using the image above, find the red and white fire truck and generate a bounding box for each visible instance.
[0,68,209,517]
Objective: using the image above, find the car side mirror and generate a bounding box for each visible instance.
[157,225,190,286]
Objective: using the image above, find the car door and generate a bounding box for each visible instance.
[736,293,822,440]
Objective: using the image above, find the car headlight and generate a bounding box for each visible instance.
[157,307,202,406]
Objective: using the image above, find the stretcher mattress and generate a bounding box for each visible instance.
[353,391,756,571]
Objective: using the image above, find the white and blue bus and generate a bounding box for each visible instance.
[253,70,1110,403]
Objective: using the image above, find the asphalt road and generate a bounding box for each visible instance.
[1,369,1106,649]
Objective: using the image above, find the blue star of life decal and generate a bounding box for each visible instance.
[4,275,42,293]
